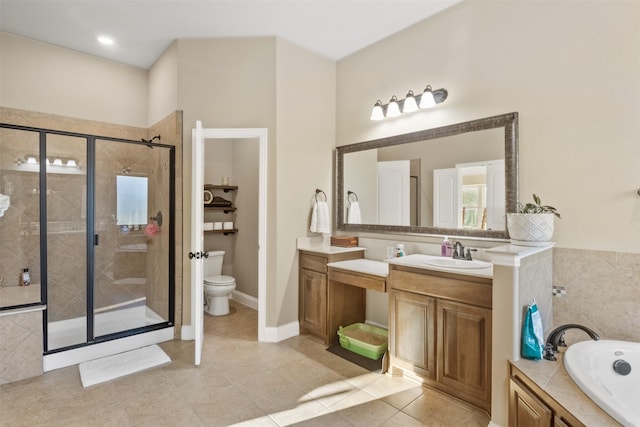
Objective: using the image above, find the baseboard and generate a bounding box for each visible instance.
[231,290,258,310]
[262,320,299,343]
[181,325,194,340]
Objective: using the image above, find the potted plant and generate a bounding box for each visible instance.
[507,194,561,246]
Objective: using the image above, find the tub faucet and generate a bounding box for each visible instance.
[543,324,600,361]
[452,242,477,260]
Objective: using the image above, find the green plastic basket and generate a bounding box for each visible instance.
[337,323,388,360]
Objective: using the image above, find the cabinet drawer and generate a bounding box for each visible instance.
[329,268,386,292]
[389,268,492,309]
[300,253,328,273]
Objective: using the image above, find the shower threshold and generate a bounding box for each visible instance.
[44,302,173,371]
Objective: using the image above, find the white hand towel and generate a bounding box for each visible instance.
[347,201,362,224]
[310,201,330,233]
[310,202,318,233]
[316,201,330,233]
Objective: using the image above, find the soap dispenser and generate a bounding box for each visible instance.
[441,237,450,257]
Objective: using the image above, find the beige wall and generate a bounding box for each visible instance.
[0,33,148,128]
[275,38,336,326]
[336,1,640,253]
[148,41,178,126]
[172,36,336,328]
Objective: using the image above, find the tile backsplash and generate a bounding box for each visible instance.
[553,247,640,343]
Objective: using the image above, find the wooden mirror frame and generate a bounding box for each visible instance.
[335,112,518,239]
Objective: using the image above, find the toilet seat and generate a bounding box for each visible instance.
[204,275,235,286]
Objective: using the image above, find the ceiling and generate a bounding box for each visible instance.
[0,0,461,69]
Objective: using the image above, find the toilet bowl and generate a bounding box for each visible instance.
[203,250,236,316]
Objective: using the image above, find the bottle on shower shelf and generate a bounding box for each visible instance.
[20,268,31,286]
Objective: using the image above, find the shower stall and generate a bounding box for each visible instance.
[0,123,175,360]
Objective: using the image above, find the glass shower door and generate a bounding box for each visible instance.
[46,134,88,350]
[93,139,172,337]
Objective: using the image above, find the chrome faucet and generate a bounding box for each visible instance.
[543,324,600,361]
[452,241,477,260]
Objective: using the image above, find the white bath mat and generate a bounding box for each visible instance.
[79,344,170,387]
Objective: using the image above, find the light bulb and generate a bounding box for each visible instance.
[370,100,384,121]
[419,85,436,109]
[386,96,401,117]
[403,90,419,113]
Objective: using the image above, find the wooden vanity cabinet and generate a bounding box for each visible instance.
[298,250,363,343]
[388,265,492,412]
[509,364,585,427]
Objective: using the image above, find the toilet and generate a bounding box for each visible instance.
[203,250,236,316]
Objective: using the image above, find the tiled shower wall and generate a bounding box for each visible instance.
[0,107,183,336]
[553,247,640,343]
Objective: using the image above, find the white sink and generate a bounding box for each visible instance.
[422,257,492,269]
[564,340,640,426]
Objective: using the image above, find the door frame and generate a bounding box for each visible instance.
[191,122,268,365]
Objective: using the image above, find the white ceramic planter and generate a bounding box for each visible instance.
[507,213,555,246]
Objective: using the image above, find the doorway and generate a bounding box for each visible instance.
[191,123,267,365]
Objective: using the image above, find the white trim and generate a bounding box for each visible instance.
[43,327,174,372]
[192,126,268,349]
[231,290,258,311]
[181,324,194,340]
[262,320,299,343]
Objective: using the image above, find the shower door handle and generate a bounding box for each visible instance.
[94,234,99,246]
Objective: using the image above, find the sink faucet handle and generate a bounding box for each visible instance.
[543,343,557,361]
[464,248,477,260]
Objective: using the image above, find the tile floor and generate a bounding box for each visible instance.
[0,301,490,426]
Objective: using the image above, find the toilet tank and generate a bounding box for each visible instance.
[204,250,225,276]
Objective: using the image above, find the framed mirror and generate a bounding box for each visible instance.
[335,112,518,239]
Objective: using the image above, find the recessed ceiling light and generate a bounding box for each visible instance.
[96,35,115,46]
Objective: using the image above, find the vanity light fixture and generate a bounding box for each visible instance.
[21,155,80,168]
[370,84,448,120]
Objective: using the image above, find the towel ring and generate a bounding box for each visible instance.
[347,191,359,204]
[315,189,327,202]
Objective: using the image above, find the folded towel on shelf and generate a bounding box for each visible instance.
[310,201,330,233]
[347,201,362,224]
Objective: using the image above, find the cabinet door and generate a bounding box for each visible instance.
[299,268,327,338]
[509,378,553,427]
[389,289,436,379]
[437,299,492,407]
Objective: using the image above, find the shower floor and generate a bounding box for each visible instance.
[48,301,165,350]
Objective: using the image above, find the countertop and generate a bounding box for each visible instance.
[327,258,389,277]
[511,352,620,426]
[297,237,366,255]
[386,253,493,279]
